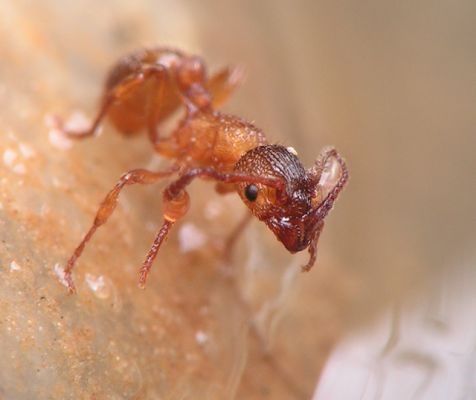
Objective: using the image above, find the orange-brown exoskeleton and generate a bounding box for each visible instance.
[56,47,349,293]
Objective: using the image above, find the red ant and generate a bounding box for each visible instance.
[55,47,349,293]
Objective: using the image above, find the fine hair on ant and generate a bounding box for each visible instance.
[54,47,349,293]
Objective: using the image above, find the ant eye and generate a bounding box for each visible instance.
[244,184,259,201]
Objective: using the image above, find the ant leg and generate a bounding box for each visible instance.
[138,219,174,288]
[302,220,324,272]
[138,188,190,288]
[63,165,178,293]
[53,96,112,139]
[136,168,285,287]
[57,66,167,139]
[207,65,245,108]
[165,167,285,201]
[224,212,253,260]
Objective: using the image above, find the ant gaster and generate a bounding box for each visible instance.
[55,47,349,293]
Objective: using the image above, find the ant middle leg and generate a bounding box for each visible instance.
[64,165,178,293]
[138,187,190,287]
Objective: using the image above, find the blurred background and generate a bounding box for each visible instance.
[0,1,475,399]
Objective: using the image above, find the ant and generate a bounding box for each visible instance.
[55,47,349,293]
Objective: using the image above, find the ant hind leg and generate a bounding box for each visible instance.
[57,65,168,140]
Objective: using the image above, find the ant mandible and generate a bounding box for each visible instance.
[56,47,349,293]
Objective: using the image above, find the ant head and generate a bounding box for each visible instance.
[234,145,320,252]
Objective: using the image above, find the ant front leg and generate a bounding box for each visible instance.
[56,65,168,139]
[137,167,285,287]
[64,166,178,293]
[223,211,253,261]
